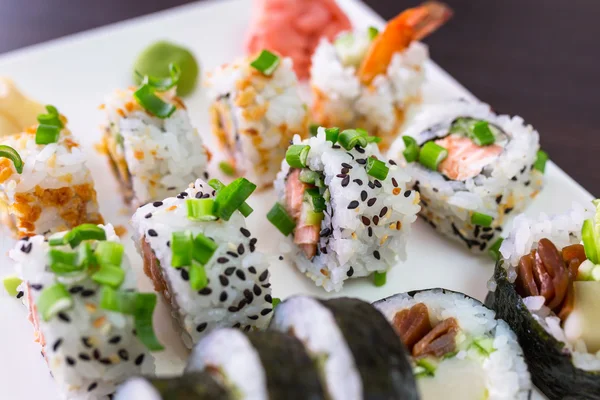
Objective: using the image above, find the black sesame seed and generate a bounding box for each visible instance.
[196,322,208,332]
[320,227,332,237]
[347,267,354,277]
[367,198,376,207]
[167,241,171,248]
[341,163,352,169]
[374,180,382,188]
[391,178,398,187]
[336,174,347,179]
[52,339,63,352]
[253,284,262,296]
[346,152,355,160]
[248,315,259,320]
[220,291,228,302]
[361,216,371,226]
[69,286,83,294]
[511,176,517,182]
[524,180,531,186]
[481,233,495,241]
[373,251,381,260]
[195,192,203,199]
[152,201,163,207]
[379,207,388,218]
[264,294,273,303]
[228,306,238,312]
[353,179,363,185]
[482,227,493,232]
[88,383,98,392]
[66,357,76,366]
[237,244,245,255]
[403,190,412,198]
[93,349,101,360]
[355,146,365,153]
[58,312,71,322]
[180,192,188,197]
[505,207,514,215]
[109,336,121,344]
[226,251,238,258]
[240,228,251,237]
[368,181,375,189]
[474,225,481,238]
[217,257,229,264]
[16,291,24,299]
[248,266,257,274]
[495,195,503,205]
[356,158,367,165]
[244,289,254,303]
[237,299,247,309]
[181,268,189,281]
[236,270,246,280]
[250,238,258,246]
[347,201,359,209]
[262,283,271,288]
[81,289,95,297]
[219,275,229,286]
[332,144,341,149]
[341,168,349,175]
[320,246,328,254]
[360,191,368,201]
[520,166,527,174]
[244,325,251,332]
[224,267,235,276]
[199,287,212,295]
[148,229,158,237]
[341,175,350,187]
[278,256,283,260]
[373,215,380,225]
[259,270,269,282]
[82,337,92,348]
[233,323,241,328]
[20,242,32,253]
[144,213,152,219]
[79,353,91,361]
[250,245,256,253]
[204,171,210,179]
[118,349,129,361]
[135,354,145,366]
[101,359,113,365]
[389,159,397,166]
[368,227,373,237]
[260,308,273,316]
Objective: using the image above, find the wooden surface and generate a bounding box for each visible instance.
[0,0,597,194]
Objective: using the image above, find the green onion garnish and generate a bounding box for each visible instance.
[272,297,282,308]
[488,238,504,262]
[208,179,225,191]
[305,188,327,213]
[95,241,124,267]
[37,105,63,128]
[299,169,318,184]
[471,212,493,227]
[418,142,448,171]
[35,124,61,145]
[285,145,311,168]
[368,26,379,40]
[133,84,176,119]
[366,157,389,180]
[338,129,368,150]
[214,178,257,221]
[208,179,253,217]
[63,224,107,248]
[100,286,137,314]
[471,121,495,146]
[92,264,125,288]
[325,127,340,143]
[402,136,420,163]
[582,219,599,264]
[186,198,217,221]
[250,50,281,76]
[189,263,208,290]
[0,145,24,174]
[219,161,236,176]
[77,242,96,268]
[267,203,296,236]
[309,124,320,137]
[136,63,181,92]
[373,271,387,287]
[37,283,73,321]
[171,231,193,267]
[48,249,80,274]
[193,233,218,265]
[3,275,22,297]
[534,150,549,173]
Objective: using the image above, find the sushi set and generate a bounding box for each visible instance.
[0,0,596,399]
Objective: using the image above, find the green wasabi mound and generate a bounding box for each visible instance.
[133,41,199,96]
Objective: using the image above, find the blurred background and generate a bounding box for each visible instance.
[0,0,597,193]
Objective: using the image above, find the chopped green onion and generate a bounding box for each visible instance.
[63,224,107,248]
[373,271,387,287]
[309,124,320,136]
[488,238,504,262]
[133,84,176,119]
[471,337,495,356]
[582,219,599,264]
[94,241,124,267]
[49,235,67,246]
[415,358,437,377]
[208,179,225,191]
[0,145,24,174]
[418,142,448,171]
[214,178,257,221]
[99,286,137,314]
[37,105,63,128]
[171,231,193,267]
[366,157,389,180]
[305,210,324,226]
[238,203,254,218]
[368,26,379,40]
[471,121,495,146]
[193,233,218,265]
[250,50,281,76]
[366,136,382,144]
[219,161,236,176]
[3,275,22,297]
[267,203,296,236]
[471,212,493,227]
[136,63,181,92]
[272,297,282,308]
[402,136,420,163]
[186,198,217,221]
[35,124,61,145]
[189,262,208,290]
[77,242,96,268]
[338,129,368,150]
[208,179,253,217]
[305,188,327,212]
[92,264,125,288]
[299,169,319,184]
[285,145,311,168]
[134,293,164,351]
[534,150,549,173]
[325,127,340,143]
[48,249,80,274]
[37,283,73,321]
[356,128,368,136]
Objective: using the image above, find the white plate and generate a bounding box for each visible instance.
[0,0,591,398]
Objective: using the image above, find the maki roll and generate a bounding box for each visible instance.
[115,372,231,400]
[375,289,532,400]
[270,128,420,291]
[131,178,273,348]
[486,202,600,399]
[207,50,308,189]
[0,105,103,237]
[271,296,418,400]
[185,328,326,400]
[310,2,451,150]
[8,224,161,399]
[100,66,209,206]
[390,100,546,253]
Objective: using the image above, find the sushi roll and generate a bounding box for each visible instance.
[375,289,532,400]
[270,296,418,400]
[207,50,309,189]
[8,224,161,399]
[310,2,451,150]
[115,372,231,400]
[131,177,273,348]
[185,328,326,400]
[486,202,600,399]
[100,66,209,206]
[269,128,420,291]
[389,100,546,253]
[0,105,103,237]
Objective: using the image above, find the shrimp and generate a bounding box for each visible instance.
[357,1,452,85]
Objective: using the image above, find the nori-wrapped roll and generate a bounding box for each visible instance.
[115,372,231,399]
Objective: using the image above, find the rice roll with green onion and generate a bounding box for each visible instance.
[207,50,308,189]
[270,127,420,291]
[390,100,545,253]
[486,202,600,399]
[375,288,532,400]
[131,178,273,348]
[8,224,160,399]
[115,372,231,400]
[100,65,209,206]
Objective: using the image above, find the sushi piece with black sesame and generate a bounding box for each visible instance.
[186,329,325,400]
[8,224,160,399]
[131,178,273,348]
[270,127,420,291]
[115,372,231,400]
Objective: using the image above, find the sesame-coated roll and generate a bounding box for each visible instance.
[271,128,420,292]
[131,178,273,348]
[0,106,103,238]
[207,50,309,189]
[9,224,160,400]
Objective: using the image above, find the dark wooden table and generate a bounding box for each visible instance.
[0,0,597,194]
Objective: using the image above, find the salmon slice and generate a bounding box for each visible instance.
[435,135,502,181]
[285,169,320,259]
[26,285,46,356]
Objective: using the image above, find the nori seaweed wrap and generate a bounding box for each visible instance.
[115,372,231,399]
